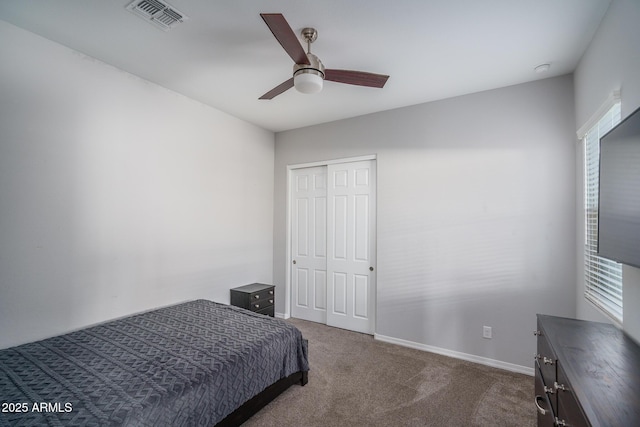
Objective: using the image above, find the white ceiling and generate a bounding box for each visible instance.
[0,0,611,132]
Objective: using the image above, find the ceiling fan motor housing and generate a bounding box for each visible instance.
[293,53,325,93]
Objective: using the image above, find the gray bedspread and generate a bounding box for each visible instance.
[0,299,309,426]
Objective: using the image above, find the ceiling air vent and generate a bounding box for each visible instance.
[126,0,188,31]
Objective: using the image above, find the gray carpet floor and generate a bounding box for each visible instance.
[244,318,535,427]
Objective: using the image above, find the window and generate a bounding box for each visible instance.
[583,102,623,322]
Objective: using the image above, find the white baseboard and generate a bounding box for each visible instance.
[374,333,534,376]
[275,312,289,319]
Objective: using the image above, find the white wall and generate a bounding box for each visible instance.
[0,21,275,349]
[274,75,577,370]
[574,0,640,343]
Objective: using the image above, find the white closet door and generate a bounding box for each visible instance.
[326,160,376,334]
[291,166,328,323]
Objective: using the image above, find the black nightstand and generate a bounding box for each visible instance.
[230,283,275,317]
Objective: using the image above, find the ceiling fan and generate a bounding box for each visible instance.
[259,13,390,100]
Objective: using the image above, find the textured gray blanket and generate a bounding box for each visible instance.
[0,300,309,426]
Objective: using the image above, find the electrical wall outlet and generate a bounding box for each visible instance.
[483,326,492,339]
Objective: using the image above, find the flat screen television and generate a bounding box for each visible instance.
[597,105,640,268]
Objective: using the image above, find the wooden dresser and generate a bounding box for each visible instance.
[230,283,275,317]
[534,314,640,426]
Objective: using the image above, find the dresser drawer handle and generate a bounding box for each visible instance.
[269,299,274,304]
[534,354,554,365]
[254,304,260,309]
[554,382,568,392]
[254,295,260,299]
[534,330,542,336]
[269,290,274,295]
[534,395,547,415]
[555,417,567,426]
[544,386,555,395]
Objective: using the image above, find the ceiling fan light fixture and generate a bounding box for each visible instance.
[294,70,324,94]
[293,53,325,94]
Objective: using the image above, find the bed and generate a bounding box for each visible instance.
[0,299,309,426]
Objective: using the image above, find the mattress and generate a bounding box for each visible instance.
[0,299,309,426]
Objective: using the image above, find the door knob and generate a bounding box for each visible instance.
[293,260,297,264]
[369,266,374,271]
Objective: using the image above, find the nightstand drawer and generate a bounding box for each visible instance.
[250,298,274,311]
[255,305,275,317]
[249,288,275,302]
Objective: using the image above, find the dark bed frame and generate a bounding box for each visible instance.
[216,336,309,426]
[216,370,308,426]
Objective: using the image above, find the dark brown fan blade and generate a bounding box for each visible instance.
[324,69,389,88]
[259,78,294,100]
[260,13,310,65]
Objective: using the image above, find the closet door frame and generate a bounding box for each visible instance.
[284,154,377,325]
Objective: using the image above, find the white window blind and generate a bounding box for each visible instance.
[583,102,623,322]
